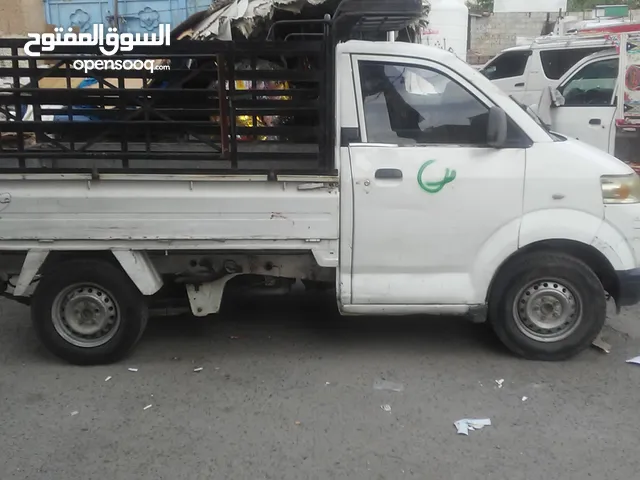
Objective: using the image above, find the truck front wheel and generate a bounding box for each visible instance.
[32,259,148,365]
[489,252,606,361]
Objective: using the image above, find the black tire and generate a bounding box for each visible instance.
[32,259,148,365]
[489,251,606,361]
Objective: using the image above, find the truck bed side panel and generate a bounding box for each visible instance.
[0,179,339,242]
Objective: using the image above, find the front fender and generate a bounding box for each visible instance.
[470,210,630,307]
[470,210,605,304]
[520,209,633,271]
[593,220,636,271]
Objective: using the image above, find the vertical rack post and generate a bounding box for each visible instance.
[216,53,230,158]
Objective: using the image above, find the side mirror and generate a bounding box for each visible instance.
[551,89,565,107]
[487,106,508,148]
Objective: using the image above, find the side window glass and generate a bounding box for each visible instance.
[481,51,530,80]
[358,61,490,146]
[558,58,618,106]
[540,47,609,80]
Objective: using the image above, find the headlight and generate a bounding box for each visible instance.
[601,174,640,204]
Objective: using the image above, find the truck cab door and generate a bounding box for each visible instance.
[549,57,619,153]
[342,56,529,307]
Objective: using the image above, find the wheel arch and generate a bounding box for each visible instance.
[486,239,619,306]
[40,250,163,296]
[41,251,118,273]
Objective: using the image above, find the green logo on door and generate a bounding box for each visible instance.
[417,160,457,194]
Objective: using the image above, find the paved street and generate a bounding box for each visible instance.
[1,292,640,480]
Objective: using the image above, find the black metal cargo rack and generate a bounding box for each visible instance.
[0,0,424,177]
[0,37,334,177]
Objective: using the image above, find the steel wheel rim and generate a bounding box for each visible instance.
[512,278,582,343]
[51,283,121,348]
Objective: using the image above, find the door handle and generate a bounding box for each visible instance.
[375,168,403,179]
[589,118,602,125]
[514,82,525,87]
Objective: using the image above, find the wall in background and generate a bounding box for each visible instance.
[0,0,47,36]
[470,12,560,61]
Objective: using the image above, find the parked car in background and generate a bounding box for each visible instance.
[481,35,613,105]
[535,35,640,174]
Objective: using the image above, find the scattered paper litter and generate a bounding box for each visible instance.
[592,334,612,354]
[373,380,405,392]
[522,396,528,402]
[70,411,79,416]
[143,404,153,411]
[454,418,491,436]
[495,379,504,388]
[104,376,112,382]
[626,356,640,365]
[128,368,138,372]
[193,367,204,373]
[381,404,392,412]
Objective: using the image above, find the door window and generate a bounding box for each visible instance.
[358,61,490,146]
[358,60,529,147]
[558,58,618,106]
[481,51,530,80]
[540,47,610,80]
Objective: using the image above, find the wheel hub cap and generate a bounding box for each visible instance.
[52,284,120,348]
[513,280,581,342]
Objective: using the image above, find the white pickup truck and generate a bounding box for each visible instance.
[1,7,639,365]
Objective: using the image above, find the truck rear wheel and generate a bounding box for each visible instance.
[32,259,148,365]
[489,252,606,361]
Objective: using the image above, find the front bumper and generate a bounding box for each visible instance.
[616,268,640,307]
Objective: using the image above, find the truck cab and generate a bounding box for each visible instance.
[339,41,639,324]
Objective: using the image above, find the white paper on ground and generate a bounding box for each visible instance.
[626,356,640,365]
[454,418,492,436]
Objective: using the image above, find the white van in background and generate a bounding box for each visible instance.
[480,36,613,105]
[536,36,640,171]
